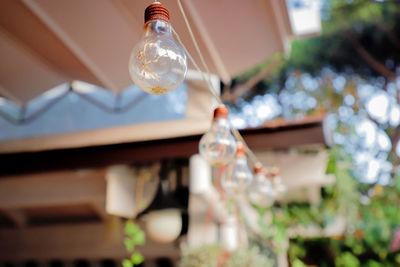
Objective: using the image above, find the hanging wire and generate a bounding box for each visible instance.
[172,28,222,105]
[231,128,260,165]
[174,0,262,166]
[176,0,217,96]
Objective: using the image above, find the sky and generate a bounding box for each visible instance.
[287,0,322,35]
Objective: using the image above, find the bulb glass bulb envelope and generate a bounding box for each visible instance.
[145,208,182,243]
[221,142,252,194]
[129,2,187,95]
[273,176,287,200]
[247,165,275,208]
[271,168,287,201]
[199,106,237,166]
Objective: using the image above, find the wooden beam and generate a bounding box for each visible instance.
[0,170,106,209]
[1,209,26,228]
[0,120,324,176]
[0,221,180,261]
[90,202,108,221]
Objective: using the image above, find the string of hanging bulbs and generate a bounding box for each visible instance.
[128,1,287,207]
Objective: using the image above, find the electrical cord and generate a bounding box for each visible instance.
[175,0,262,166]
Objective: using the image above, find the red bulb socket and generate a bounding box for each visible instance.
[270,167,280,177]
[254,163,263,174]
[235,142,246,157]
[213,106,229,121]
[145,2,170,24]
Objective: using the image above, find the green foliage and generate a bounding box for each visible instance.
[288,240,307,262]
[285,147,400,266]
[131,252,145,265]
[225,246,274,267]
[287,0,400,77]
[123,220,146,266]
[292,258,308,267]
[179,244,274,267]
[395,173,400,193]
[335,252,360,267]
[322,0,397,31]
[179,244,222,266]
[231,0,400,266]
[122,259,133,267]
[251,141,400,266]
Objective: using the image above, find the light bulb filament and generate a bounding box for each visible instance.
[137,50,159,81]
[151,86,168,94]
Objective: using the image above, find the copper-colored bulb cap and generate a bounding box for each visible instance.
[213,106,229,120]
[270,166,280,176]
[145,2,170,24]
[254,163,263,174]
[264,170,272,179]
[235,142,246,157]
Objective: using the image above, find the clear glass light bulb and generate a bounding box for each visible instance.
[129,3,187,95]
[247,165,275,208]
[272,172,287,201]
[199,106,237,166]
[145,208,182,243]
[221,142,252,194]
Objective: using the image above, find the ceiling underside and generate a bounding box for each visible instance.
[0,0,293,103]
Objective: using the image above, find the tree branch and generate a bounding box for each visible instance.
[225,58,283,104]
[346,30,397,80]
[375,21,400,49]
[391,127,400,167]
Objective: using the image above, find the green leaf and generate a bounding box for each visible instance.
[395,253,400,264]
[288,241,306,260]
[326,151,337,174]
[133,230,146,245]
[335,252,360,267]
[124,238,134,252]
[139,200,147,209]
[366,260,381,267]
[122,259,133,267]
[131,252,144,265]
[395,174,400,193]
[292,258,307,267]
[125,221,140,236]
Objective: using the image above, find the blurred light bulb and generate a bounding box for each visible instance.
[221,142,253,194]
[145,208,182,243]
[129,2,187,95]
[199,106,237,165]
[271,167,287,201]
[247,164,275,208]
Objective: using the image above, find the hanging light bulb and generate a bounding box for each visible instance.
[221,142,252,194]
[247,163,275,208]
[129,2,187,95]
[199,106,237,166]
[145,208,182,243]
[136,160,183,243]
[270,167,287,201]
